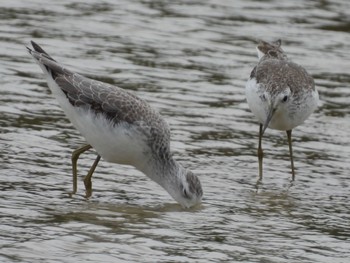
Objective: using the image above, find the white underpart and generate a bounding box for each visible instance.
[245,78,268,124]
[31,53,203,208]
[38,65,151,174]
[246,77,319,131]
[272,89,319,130]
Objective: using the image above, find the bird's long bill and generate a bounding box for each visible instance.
[261,106,275,135]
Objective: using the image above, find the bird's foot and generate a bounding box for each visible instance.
[255,177,263,193]
[286,178,295,191]
[84,178,93,198]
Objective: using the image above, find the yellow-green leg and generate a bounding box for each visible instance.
[255,124,264,191]
[71,144,92,194]
[286,130,295,181]
[84,155,101,198]
[258,124,264,180]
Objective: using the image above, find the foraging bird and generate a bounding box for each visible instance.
[245,39,319,180]
[27,41,202,208]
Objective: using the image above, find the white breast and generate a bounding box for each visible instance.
[45,76,150,169]
[245,78,268,124]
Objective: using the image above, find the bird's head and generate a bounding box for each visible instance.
[166,166,203,208]
[256,39,287,61]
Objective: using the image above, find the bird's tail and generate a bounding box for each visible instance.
[27,41,71,79]
[26,40,56,62]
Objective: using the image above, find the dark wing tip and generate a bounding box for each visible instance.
[31,40,44,53]
[26,45,32,53]
[29,40,56,61]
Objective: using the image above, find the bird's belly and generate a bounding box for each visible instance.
[245,78,268,123]
[47,83,149,167]
[271,92,319,131]
[269,111,297,131]
[75,109,149,167]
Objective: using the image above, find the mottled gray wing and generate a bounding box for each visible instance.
[28,41,171,158]
[55,73,153,124]
[56,73,172,158]
[252,60,315,95]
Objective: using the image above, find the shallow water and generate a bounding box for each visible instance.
[1,0,350,262]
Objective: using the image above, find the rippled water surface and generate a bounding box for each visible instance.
[1,0,350,262]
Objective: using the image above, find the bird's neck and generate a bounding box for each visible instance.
[137,155,182,189]
[259,53,288,63]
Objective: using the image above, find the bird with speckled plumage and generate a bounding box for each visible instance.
[246,39,319,181]
[27,41,202,208]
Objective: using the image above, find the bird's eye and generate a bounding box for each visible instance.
[282,95,288,102]
[183,188,190,199]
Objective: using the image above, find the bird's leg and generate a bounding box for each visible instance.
[255,124,264,191]
[286,130,295,181]
[257,123,264,180]
[71,144,92,195]
[84,155,101,198]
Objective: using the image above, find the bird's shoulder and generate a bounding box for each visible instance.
[251,59,315,92]
[55,73,168,132]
